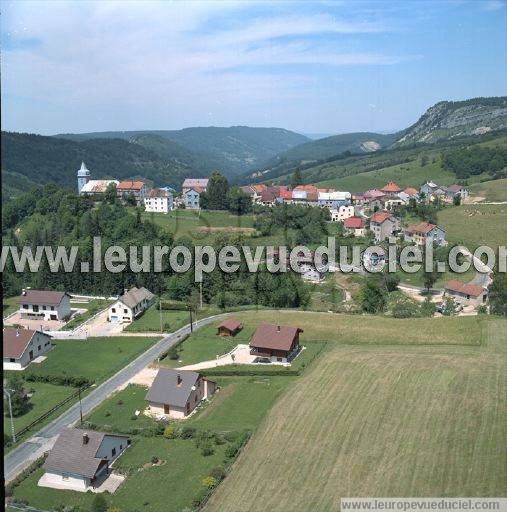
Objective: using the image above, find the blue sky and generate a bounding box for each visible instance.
[1,0,506,135]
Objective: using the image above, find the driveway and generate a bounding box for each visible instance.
[72,309,125,337]
[3,312,231,483]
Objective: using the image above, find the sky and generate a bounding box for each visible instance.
[1,0,506,136]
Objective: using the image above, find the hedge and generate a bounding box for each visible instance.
[5,455,46,497]
[25,373,93,388]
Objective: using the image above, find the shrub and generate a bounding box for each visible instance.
[420,297,436,317]
[91,494,108,512]
[200,440,215,456]
[151,456,159,464]
[180,426,196,439]
[192,489,209,508]
[210,466,226,481]
[5,455,46,497]
[163,425,176,439]
[213,433,226,445]
[202,476,217,489]
[225,444,239,458]
[167,347,179,360]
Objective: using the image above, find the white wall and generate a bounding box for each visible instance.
[42,471,90,491]
[108,301,133,323]
[3,331,52,371]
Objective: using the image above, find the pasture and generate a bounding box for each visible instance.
[206,316,506,511]
[469,178,507,202]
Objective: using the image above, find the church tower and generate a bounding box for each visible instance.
[77,162,91,193]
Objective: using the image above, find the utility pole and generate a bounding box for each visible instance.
[188,306,193,333]
[78,387,83,425]
[200,281,203,310]
[3,389,16,443]
[159,297,163,333]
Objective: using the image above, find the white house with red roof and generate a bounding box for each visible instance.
[343,216,366,236]
[369,211,399,242]
[19,289,71,321]
[3,327,52,370]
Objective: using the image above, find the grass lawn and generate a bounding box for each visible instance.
[206,317,507,511]
[438,203,507,252]
[62,299,112,331]
[395,260,477,288]
[124,304,203,333]
[469,178,507,202]
[3,381,75,435]
[3,296,19,318]
[21,336,159,384]
[307,276,344,312]
[142,209,256,245]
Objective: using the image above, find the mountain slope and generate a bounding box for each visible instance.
[1,132,199,196]
[394,96,507,146]
[56,126,309,176]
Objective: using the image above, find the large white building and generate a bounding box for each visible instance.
[3,327,53,370]
[19,289,71,321]
[330,205,355,222]
[144,188,173,214]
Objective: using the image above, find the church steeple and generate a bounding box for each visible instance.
[77,162,91,193]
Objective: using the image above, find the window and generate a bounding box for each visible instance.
[50,306,55,310]
[42,305,46,310]
[277,357,283,362]
[22,304,28,309]
[111,308,116,313]
[9,358,15,363]
[62,475,69,481]
[124,309,128,314]
[38,345,41,351]
[112,447,116,457]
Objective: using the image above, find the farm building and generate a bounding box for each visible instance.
[249,324,303,363]
[19,289,71,321]
[39,428,130,492]
[108,287,155,324]
[3,327,52,370]
[217,318,243,336]
[145,368,217,419]
[444,281,487,307]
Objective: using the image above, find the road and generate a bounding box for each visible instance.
[4,312,228,483]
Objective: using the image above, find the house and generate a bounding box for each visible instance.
[19,289,71,321]
[380,195,405,210]
[145,368,217,419]
[144,188,173,213]
[259,187,279,206]
[330,205,355,222]
[40,428,130,492]
[420,181,446,202]
[183,187,202,209]
[240,184,267,204]
[318,190,352,209]
[443,281,487,307]
[217,318,243,336]
[404,222,446,246]
[398,187,420,204]
[343,216,366,236]
[249,324,303,363]
[369,211,399,242]
[445,184,469,202]
[381,181,402,196]
[300,262,325,282]
[279,188,293,203]
[182,178,209,194]
[3,328,52,370]
[116,180,147,205]
[108,287,155,324]
[79,180,119,197]
[362,246,387,270]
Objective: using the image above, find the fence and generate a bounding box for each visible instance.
[14,385,90,439]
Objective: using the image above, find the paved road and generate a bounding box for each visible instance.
[4,312,228,483]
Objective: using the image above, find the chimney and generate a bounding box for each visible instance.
[177,374,182,386]
[277,325,280,332]
[16,328,20,337]
[22,288,26,296]
[83,433,89,445]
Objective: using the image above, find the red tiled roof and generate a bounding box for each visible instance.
[381,181,401,193]
[344,217,364,229]
[364,189,385,199]
[403,187,418,196]
[279,189,293,200]
[217,318,242,332]
[147,188,169,198]
[294,184,318,193]
[19,290,67,306]
[370,211,393,224]
[250,324,303,351]
[444,280,485,298]
[117,180,145,190]
[3,328,49,359]
[251,184,267,193]
[405,222,436,234]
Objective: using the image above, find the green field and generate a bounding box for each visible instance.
[3,381,75,435]
[2,296,19,318]
[20,336,158,383]
[469,178,507,202]
[438,203,507,251]
[142,209,256,244]
[205,315,506,511]
[124,304,190,333]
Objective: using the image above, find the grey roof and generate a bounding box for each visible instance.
[145,368,200,408]
[44,428,127,479]
[118,287,154,309]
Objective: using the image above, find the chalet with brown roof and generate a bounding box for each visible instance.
[369,211,399,242]
[3,327,52,370]
[444,281,487,308]
[404,222,446,246]
[249,324,303,363]
[19,289,71,321]
[217,318,243,336]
